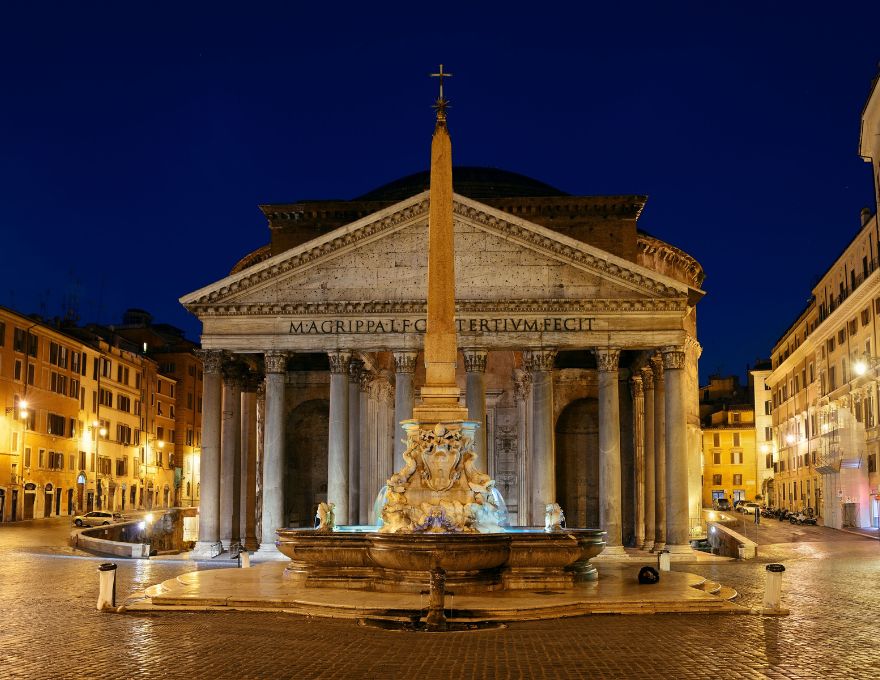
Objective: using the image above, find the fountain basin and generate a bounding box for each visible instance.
[368,532,511,592]
[276,526,605,592]
[277,529,375,588]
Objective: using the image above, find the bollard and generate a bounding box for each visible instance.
[762,563,786,613]
[240,551,250,568]
[658,549,671,572]
[97,562,117,611]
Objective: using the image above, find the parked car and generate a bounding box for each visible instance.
[712,498,732,511]
[733,500,747,512]
[740,502,760,515]
[73,511,123,527]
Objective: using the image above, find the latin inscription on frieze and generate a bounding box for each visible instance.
[288,317,596,335]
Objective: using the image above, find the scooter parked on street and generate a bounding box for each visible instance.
[789,512,818,525]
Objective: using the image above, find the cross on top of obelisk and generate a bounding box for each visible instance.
[430,64,452,119]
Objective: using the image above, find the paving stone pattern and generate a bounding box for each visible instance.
[1,517,879,679]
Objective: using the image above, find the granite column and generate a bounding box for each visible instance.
[463,348,488,462]
[194,350,223,556]
[260,352,287,554]
[348,359,363,524]
[652,354,667,552]
[597,348,625,554]
[219,363,243,547]
[392,351,417,472]
[525,349,556,525]
[641,366,656,551]
[631,373,645,550]
[240,375,258,550]
[327,351,351,524]
[663,346,691,552]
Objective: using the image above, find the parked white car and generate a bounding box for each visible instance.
[73,511,123,527]
[740,502,760,515]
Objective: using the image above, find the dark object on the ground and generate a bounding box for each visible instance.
[638,566,660,584]
[690,538,712,554]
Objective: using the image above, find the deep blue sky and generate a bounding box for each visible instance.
[2,2,879,381]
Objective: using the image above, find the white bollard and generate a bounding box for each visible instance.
[240,551,251,568]
[97,562,117,611]
[762,563,786,612]
[658,549,671,572]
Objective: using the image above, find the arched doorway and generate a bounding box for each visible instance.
[76,473,86,513]
[285,399,329,527]
[66,488,73,515]
[555,398,600,529]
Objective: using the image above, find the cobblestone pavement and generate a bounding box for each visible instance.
[725,513,859,546]
[2,517,879,679]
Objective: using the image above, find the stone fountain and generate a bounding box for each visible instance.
[276,71,605,594]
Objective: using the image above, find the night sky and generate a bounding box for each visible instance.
[2,3,879,381]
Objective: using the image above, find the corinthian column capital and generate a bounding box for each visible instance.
[595,348,620,373]
[650,353,664,384]
[196,349,225,375]
[264,351,289,375]
[523,348,556,373]
[630,374,644,399]
[348,358,364,384]
[661,346,686,370]
[641,366,654,390]
[462,348,488,373]
[327,351,351,375]
[392,350,418,375]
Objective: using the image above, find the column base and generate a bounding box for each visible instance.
[191,541,223,559]
[594,545,628,559]
[651,542,666,553]
[664,543,693,555]
[642,539,655,552]
[255,542,288,561]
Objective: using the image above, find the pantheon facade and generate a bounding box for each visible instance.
[181,167,705,556]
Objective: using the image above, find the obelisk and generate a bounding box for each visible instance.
[412,65,469,424]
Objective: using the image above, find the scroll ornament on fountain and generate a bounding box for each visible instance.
[379,422,505,534]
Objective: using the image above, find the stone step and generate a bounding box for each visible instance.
[693,579,721,595]
[715,585,738,601]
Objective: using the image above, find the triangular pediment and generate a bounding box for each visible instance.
[181,192,689,316]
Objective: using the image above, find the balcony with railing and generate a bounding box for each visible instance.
[818,258,879,322]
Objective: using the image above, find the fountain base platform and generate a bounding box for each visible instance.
[129,561,747,620]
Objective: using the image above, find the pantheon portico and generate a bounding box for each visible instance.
[181,166,705,557]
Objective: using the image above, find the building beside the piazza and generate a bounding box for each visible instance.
[0,306,194,521]
[181,112,708,556]
[699,375,761,508]
[766,75,880,529]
